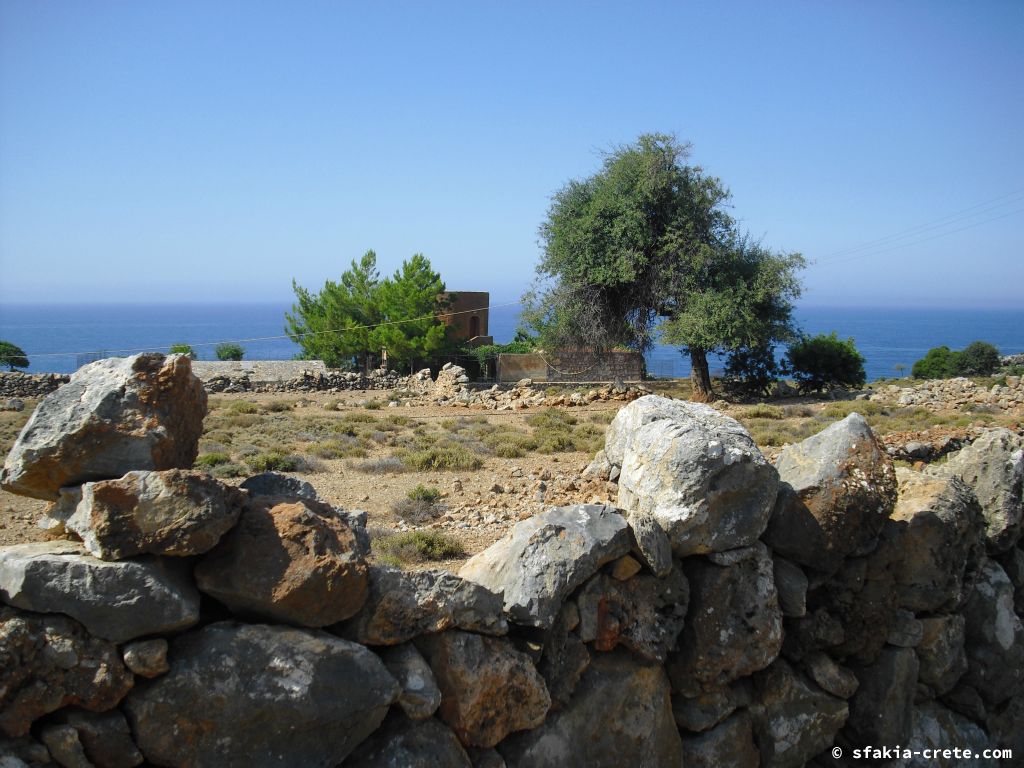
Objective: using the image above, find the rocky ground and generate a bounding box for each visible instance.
[3,372,1021,572]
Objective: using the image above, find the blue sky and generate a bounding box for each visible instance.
[1,1,1021,308]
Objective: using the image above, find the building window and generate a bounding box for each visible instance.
[469,316,480,338]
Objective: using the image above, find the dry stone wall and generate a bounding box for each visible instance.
[0,355,1021,767]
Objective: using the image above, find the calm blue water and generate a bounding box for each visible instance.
[1,302,1020,383]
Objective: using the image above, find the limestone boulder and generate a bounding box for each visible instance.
[499,650,683,768]
[802,651,859,699]
[763,413,897,574]
[459,504,631,629]
[379,643,442,720]
[611,397,777,556]
[773,555,808,618]
[626,509,673,578]
[195,496,368,627]
[885,469,984,612]
[680,712,759,768]
[0,541,199,643]
[345,715,472,768]
[576,567,688,663]
[748,659,848,768]
[121,639,169,679]
[917,615,968,696]
[934,428,1023,552]
[903,702,995,768]
[669,542,782,694]
[50,469,245,560]
[1,354,206,500]
[0,608,133,738]
[961,559,1024,704]
[239,471,318,500]
[123,622,399,767]
[846,646,919,746]
[417,630,549,748]
[340,566,506,645]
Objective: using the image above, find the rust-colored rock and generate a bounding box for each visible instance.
[194,496,369,627]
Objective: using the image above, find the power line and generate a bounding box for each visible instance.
[815,187,1024,262]
[819,206,1024,267]
[25,300,523,359]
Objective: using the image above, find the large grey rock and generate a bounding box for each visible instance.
[0,541,199,643]
[123,622,399,767]
[917,615,968,696]
[846,646,919,746]
[50,469,245,560]
[1,354,207,500]
[195,496,368,627]
[680,712,759,768]
[763,413,897,573]
[935,428,1024,552]
[611,397,777,556]
[459,504,631,629]
[38,724,92,768]
[961,559,1024,704]
[668,542,782,694]
[239,471,318,500]
[341,566,506,645]
[499,650,683,768]
[0,607,134,738]
[416,631,550,748]
[576,567,688,663]
[379,643,442,720]
[986,693,1024,754]
[885,469,985,612]
[748,659,848,768]
[345,715,472,768]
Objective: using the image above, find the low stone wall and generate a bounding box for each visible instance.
[0,355,1021,766]
[0,372,70,399]
[497,350,644,383]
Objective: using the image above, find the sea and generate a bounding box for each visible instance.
[0,302,1021,383]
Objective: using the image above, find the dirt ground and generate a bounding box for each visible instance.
[2,383,1021,571]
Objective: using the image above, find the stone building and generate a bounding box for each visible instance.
[439,291,492,347]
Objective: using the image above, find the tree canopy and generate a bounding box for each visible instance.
[0,341,29,371]
[286,251,450,370]
[523,134,804,400]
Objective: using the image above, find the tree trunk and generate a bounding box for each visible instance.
[690,347,714,402]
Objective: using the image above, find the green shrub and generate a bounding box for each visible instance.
[246,452,298,472]
[785,333,866,393]
[740,404,784,420]
[372,529,465,565]
[195,452,232,467]
[402,445,482,471]
[912,346,958,379]
[407,484,442,503]
[953,341,1000,376]
[169,343,197,359]
[228,400,259,414]
[215,343,245,361]
[210,462,246,478]
[723,345,780,398]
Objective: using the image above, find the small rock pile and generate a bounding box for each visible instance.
[0,373,70,400]
[1,358,1022,767]
[419,363,649,411]
[870,375,1024,410]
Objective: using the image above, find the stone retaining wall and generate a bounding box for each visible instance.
[497,350,644,383]
[0,354,1021,766]
[0,372,69,399]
